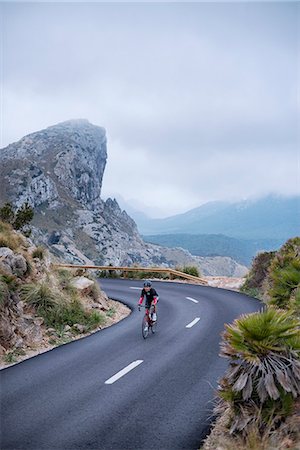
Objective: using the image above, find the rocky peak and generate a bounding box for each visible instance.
[1,119,107,210]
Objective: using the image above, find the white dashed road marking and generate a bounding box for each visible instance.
[105,360,144,385]
[186,318,201,328]
[130,287,141,290]
[186,297,199,303]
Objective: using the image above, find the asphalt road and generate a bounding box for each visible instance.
[1,279,261,450]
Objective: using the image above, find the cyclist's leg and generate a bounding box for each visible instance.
[145,302,152,321]
[150,302,156,321]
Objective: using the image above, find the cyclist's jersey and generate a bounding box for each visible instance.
[140,288,158,307]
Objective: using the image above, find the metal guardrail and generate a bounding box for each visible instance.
[53,264,208,285]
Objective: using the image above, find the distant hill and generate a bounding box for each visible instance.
[135,196,300,240]
[143,234,285,267]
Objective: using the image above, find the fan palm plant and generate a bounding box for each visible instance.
[218,308,300,433]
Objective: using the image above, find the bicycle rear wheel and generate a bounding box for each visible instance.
[142,316,149,339]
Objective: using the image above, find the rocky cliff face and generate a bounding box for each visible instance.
[1,119,107,210]
[0,119,152,265]
[0,120,247,276]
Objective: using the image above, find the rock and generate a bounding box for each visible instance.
[0,345,6,356]
[11,254,28,277]
[72,324,86,333]
[14,337,24,348]
[16,301,25,314]
[48,231,61,245]
[96,296,110,311]
[91,302,100,309]
[46,328,56,334]
[64,332,72,338]
[0,261,13,275]
[71,276,94,292]
[34,317,44,326]
[0,248,27,277]
[64,325,71,332]
[0,313,18,349]
[0,248,14,258]
[27,324,43,343]
[22,314,34,320]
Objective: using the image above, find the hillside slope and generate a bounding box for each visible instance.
[0,221,129,367]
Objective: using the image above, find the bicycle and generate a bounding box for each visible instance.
[138,304,158,339]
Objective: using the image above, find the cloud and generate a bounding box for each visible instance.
[1,2,299,216]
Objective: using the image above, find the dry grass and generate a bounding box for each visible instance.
[0,220,24,251]
[202,401,300,450]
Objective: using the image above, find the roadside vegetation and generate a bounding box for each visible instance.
[97,264,201,281]
[0,217,125,366]
[0,202,34,236]
[202,237,300,450]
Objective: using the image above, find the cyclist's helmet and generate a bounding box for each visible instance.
[143,280,152,287]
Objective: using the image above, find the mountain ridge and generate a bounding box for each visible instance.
[132,195,299,239]
[143,233,286,267]
[0,120,248,277]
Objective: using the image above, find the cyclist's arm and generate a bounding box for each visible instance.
[138,289,144,305]
[152,290,159,305]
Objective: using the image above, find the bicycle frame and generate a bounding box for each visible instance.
[139,304,155,323]
[139,304,157,339]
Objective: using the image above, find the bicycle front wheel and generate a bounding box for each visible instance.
[142,316,149,339]
[151,315,158,334]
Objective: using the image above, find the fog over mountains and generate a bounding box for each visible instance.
[116,195,300,266]
[0,120,249,276]
[123,196,299,240]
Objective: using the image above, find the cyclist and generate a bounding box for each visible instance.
[138,280,159,321]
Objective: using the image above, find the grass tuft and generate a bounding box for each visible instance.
[32,246,46,260]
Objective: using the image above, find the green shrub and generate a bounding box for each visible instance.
[3,348,26,364]
[0,203,14,224]
[13,202,34,231]
[86,310,104,329]
[0,273,18,291]
[41,297,105,331]
[239,287,262,300]
[56,268,73,283]
[241,251,276,294]
[218,308,300,434]
[0,202,34,232]
[181,266,200,277]
[20,282,57,311]
[268,238,300,308]
[106,307,116,318]
[54,268,77,295]
[32,246,46,260]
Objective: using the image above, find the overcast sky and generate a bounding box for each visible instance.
[1,1,299,217]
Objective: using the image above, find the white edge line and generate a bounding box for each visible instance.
[105,360,144,384]
[130,287,141,290]
[186,296,198,303]
[186,317,201,328]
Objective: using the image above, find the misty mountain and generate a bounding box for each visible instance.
[0,120,248,276]
[134,196,300,240]
[143,234,285,267]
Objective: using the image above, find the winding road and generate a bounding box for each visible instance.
[1,280,261,450]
